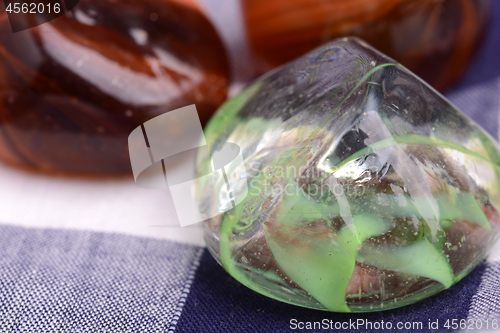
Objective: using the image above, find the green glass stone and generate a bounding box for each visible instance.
[195,37,500,312]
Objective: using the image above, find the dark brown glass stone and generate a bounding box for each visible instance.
[0,0,229,175]
[242,0,490,92]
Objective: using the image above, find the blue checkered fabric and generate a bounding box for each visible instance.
[0,225,203,333]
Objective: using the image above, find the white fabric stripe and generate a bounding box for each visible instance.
[168,247,204,333]
[467,261,500,322]
[0,160,205,247]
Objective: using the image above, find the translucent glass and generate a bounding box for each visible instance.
[195,37,500,312]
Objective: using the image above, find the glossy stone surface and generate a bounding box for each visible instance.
[242,0,490,92]
[0,0,229,175]
[196,38,500,312]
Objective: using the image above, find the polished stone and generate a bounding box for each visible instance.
[242,0,491,92]
[196,37,500,312]
[0,0,229,175]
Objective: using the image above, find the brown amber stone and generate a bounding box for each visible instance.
[0,0,229,175]
[242,0,490,92]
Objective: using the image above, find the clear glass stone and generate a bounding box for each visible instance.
[195,37,500,312]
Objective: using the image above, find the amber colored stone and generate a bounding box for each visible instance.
[0,0,229,175]
[242,0,490,92]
